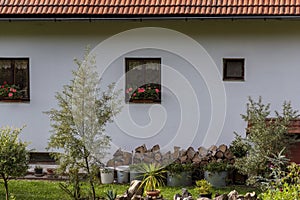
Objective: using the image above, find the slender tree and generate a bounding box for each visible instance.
[234,97,299,185]
[0,126,29,200]
[46,49,122,199]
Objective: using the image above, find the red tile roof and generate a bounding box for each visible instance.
[0,0,300,17]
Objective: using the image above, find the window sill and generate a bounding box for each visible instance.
[129,99,161,104]
[0,98,29,103]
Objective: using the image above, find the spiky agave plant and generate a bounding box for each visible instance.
[104,188,117,200]
[138,163,166,192]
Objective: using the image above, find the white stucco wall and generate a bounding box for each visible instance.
[1,19,300,154]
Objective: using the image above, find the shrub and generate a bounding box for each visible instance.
[229,132,250,158]
[204,161,228,173]
[259,183,300,200]
[0,126,29,200]
[195,179,212,195]
[233,97,299,186]
[166,162,193,176]
[256,148,289,190]
[281,162,300,186]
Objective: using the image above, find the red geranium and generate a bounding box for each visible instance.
[0,82,22,99]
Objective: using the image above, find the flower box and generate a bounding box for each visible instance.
[129,99,161,104]
[0,97,25,103]
[126,83,161,103]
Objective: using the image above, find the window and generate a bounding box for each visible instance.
[125,58,161,103]
[223,58,245,81]
[0,58,29,101]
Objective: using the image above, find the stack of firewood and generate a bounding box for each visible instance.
[106,144,234,167]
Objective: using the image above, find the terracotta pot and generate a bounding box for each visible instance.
[146,190,160,197]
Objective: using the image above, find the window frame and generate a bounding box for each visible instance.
[125,57,161,104]
[0,57,30,102]
[223,58,245,81]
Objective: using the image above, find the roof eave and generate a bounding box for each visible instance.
[1,14,300,21]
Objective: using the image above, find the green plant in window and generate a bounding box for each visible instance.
[0,81,22,99]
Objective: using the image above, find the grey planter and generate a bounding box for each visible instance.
[116,165,129,183]
[204,171,227,188]
[129,171,144,182]
[167,171,192,187]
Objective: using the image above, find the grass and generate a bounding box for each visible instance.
[160,185,260,199]
[0,180,260,200]
[0,180,67,200]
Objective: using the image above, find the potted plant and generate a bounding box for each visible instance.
[137,163,166,197]
[204,161,228,188]
[34,165,44,177]
[195,179,212,199]
[100,167,115,184]
[46,168,57,178]
[166,162,193,187]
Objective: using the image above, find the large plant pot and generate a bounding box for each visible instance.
[100,167,114,184]
[167,171,192,187]
[116,165,129,183]
[204,171,227,188]
[34,168,44,177]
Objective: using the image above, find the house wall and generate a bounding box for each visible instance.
[1,20,300,158]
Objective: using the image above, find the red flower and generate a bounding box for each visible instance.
[8,93,13,97]
[137,88,145,93]
[126,87,133,94]
[155,88,160,93]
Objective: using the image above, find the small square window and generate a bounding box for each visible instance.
[0,58,30,101]
[223,58,245,81]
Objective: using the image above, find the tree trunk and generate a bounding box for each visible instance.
[84,154,96,200]
[3,177,9,200]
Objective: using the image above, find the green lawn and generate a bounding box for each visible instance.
[0,180,66,200]
[0,180,260,200]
